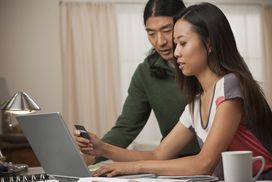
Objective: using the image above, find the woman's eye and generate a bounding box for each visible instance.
[180,42,186,46]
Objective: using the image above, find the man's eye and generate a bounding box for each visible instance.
[147,31,155,36]
[163,29,172,33]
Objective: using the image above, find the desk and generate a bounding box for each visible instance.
[0,134,40,167]
[22,167,272,182]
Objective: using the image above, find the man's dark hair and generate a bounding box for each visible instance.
[143,0,185,25]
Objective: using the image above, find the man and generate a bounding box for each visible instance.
[77,0,200,164]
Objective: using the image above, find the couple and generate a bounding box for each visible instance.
[75,1,272,180]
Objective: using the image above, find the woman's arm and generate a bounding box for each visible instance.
[139,98,243,175]
[75,119,195,162]
[93,98,243,177]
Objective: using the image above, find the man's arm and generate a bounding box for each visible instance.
[96,64,152,163]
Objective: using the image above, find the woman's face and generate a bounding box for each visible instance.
[174,19,209,76]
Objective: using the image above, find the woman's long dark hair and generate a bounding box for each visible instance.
[174,3,272,152]
[143,0,185,60]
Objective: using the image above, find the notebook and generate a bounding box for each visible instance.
[16,112,156,180]
[16,112,91,179]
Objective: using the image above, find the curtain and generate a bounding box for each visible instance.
[60,2,121,137]
[261,4,272,107]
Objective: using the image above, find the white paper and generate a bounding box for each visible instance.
[78,177,189,182]
[157,175,219,181]
[131,178,189,182]
[78,177,128,182]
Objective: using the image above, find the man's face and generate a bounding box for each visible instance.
[145,16,174,62]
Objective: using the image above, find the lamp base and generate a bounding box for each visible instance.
[1,111,22,134]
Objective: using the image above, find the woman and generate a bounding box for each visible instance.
[76,3,272,179]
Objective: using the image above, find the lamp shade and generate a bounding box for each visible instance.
[2,91,41,114]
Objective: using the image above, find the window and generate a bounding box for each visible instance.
[220,4,263,83]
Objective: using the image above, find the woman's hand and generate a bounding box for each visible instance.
[74,130,105,157]
[92,162,142,177]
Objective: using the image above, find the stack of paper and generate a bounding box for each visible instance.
[78,177,190,182]
[78,175,219,182]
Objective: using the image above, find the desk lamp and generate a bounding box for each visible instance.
[2,91,41,115]
[0,91,41,175]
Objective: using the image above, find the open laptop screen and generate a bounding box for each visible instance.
[16,112,91,178]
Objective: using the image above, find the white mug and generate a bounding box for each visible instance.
[222,151,265,182]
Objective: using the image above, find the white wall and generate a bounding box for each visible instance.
[0,0,62,120]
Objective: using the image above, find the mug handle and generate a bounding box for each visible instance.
[252,156,265,180]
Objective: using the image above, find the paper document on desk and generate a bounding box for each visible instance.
[131,178,190,181]
[78,177,127,182]
[157,175,219,181]
[78,177,190,182]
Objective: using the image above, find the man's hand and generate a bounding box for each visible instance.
[83,154,96,165]
[74,130,106,157]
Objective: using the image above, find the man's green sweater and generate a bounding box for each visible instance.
[97,55,200,162]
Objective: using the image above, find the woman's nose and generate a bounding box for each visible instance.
[174,44,181,58]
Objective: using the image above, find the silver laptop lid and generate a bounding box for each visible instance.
[16,112,91,178]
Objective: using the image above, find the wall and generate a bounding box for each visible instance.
[0,0,62,127]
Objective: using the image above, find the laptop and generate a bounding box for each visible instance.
[16,112,156,180]
[16,112,91,179]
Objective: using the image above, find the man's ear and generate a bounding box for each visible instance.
[208,46,212,53]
